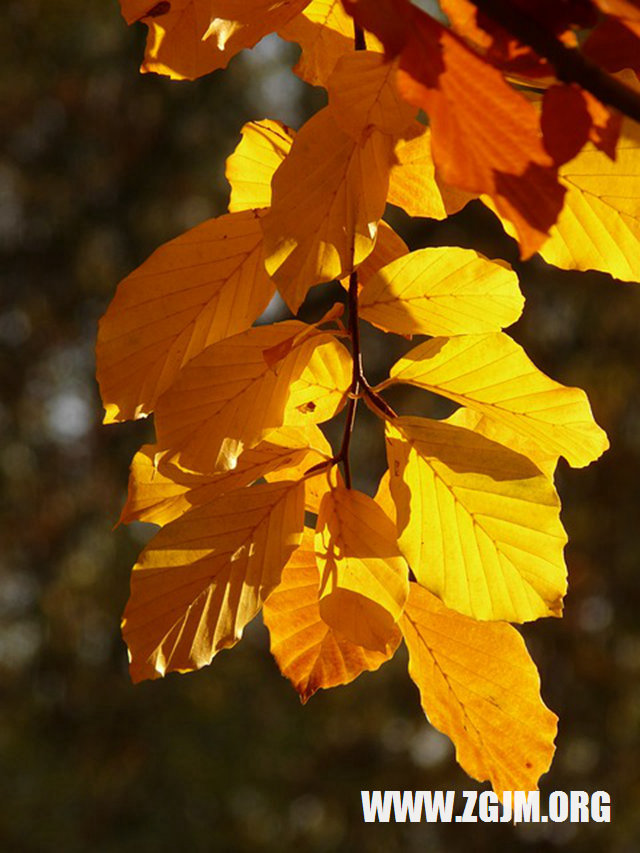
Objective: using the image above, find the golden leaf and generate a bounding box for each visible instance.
[122,479,305,682]
[263,528,400,702]
[401,583,558,794]
[386,332,609,468]
[359,247,523,336]
[120,426,331,526]
[226,119,294,213]
[121,0,311,81]
[97,210,274,423]
[261,107,393,312]
[154,321,350,472]
[327,51,416,139]
[315,487,409,651]
[386,417,567,622]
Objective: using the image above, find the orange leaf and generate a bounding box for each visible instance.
[315,487,409,652]
[226,119,295,213]
[153,321,350,472]
[395,8,565,257]
[401,583,558,794]
[122,479,305,682]
[263,528,400,702]
[120,0,311,81]
[96,210,274,423]
[327,51,416,138]
[120,426,331,526]
[261,107,393,312]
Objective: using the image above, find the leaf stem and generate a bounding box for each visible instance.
[469,0,640,123]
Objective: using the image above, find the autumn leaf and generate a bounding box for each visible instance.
[383,332,609,468]
[387,123,474,219]
[119,426,332,526]
[359,246,523,336]
[327,51,416,139]
[401,582,558,794]
[122,479,305,682]
[226,119,295,213]
[386,417,567,622]
[263,528,400,702]
[261,107,393,312]
[278,0,359,86]
[315,487,409,651]
[153,321,351,472]
[121,0,311,81]
[96,210,274,423]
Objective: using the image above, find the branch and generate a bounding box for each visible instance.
[469,0,640,124]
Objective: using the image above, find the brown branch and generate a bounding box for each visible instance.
[469,0,640,123]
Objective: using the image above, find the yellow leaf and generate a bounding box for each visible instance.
[401,583,558,794]
[315,487,409,651]
[386,417,567,622]
[226,119,294,213]
[373,469,396,523]
[540,119,640,282]
[278,0,356,86]
[388,122,479,219]
[285,332,353,425]
[445,408,558,479]
[386,332,609,468]
[359,247,523,336]
[122,479,305,682]
[261,107,393,313]
[327,52,416,139]
[96,210,273,423]
[120,426,331,526]
[122,0,311,81]
[154,321,350,473]
[263,528,400,702]
[485,119,640,283]
[357,221,409,286]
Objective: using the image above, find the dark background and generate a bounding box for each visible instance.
[2,1,640,849]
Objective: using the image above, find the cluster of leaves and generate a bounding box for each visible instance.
[98,0,640,794]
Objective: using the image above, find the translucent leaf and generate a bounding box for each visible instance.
[386,417,567,622]
[401,583,558,794]
[122,480,305,682]
[263,528,400,702]
[315,487,409,651]
[278,0,357,86]
[97,211,274,423]
[120,426,331,526]
[359,247,523,336]
[388,123,474,219]
[154,321,350,472]
[327,51,416,139]
[120,0,311,81]
[226,119,294,213]
[386,333,609,468]
[261,107,393,312]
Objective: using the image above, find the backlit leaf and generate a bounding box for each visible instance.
[121,0,311,81]
[226,119,294,213]
[401,583,558,794]
[359,247,523,336]
[386,417,567,622]
[327,51,416,139]
[395,8,564,258]
[278,0,357,86]
[154,321,350,472]
[122,479,305,682]
[120,426,331,526]
[315,487,409,651]
[386,333,609,468]
[264,528,400,702]
[261,107,393,312]
[387,123,474,219]
[97,210,274,423]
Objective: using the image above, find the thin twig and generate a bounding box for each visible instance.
[469,0,640,123]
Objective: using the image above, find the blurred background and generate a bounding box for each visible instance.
[2,1,640,850]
